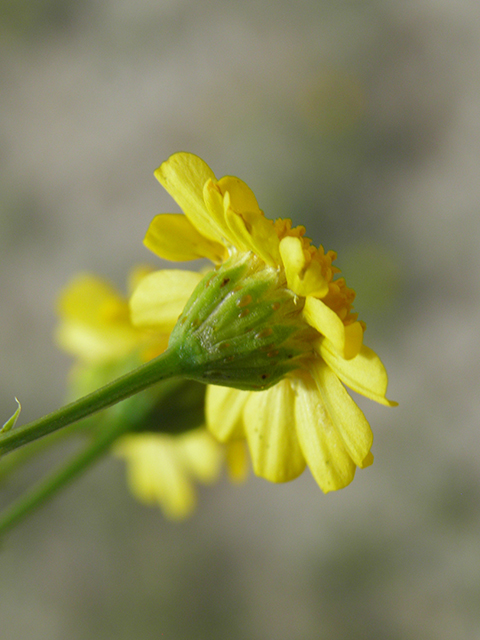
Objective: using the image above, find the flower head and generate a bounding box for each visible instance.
[56,269,243,518]
[134,152,397,492]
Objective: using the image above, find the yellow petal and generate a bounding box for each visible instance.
[203,179,239,247]
[243,380,306,483]
[220,176,280,265]
[176,428,223,483]
[309,359,373,467]
[144,214,227,264]
[318,340,397,407]
[154,152,222,243]
[226,440,249,483]
[56,274,140,361]
[56,322,138,363]
[293,373,356,492]
[206,385,250,441]
[225,205,280,267]
[127,265,155,295]
[57,273,127,325]
[203,176,280,265]
[115,434,196,520]
[217,175,262,215]
[129,269,203,331]
[303,296,363,359]
[279,236,329,297]
[362,451,374,468]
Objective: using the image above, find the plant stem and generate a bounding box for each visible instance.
[0,347,184,457]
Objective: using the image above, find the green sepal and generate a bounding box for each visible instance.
[169,254,315,390]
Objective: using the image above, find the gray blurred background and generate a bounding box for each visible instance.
[1,1,480,638]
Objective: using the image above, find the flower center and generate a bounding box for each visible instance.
[275,217,362,329]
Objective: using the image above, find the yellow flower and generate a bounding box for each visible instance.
[56,270,242,519]
[56,267,182,366]
[134,152,396,493]
[115,430,221,520]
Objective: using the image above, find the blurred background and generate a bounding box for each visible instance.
[1,1,480,638]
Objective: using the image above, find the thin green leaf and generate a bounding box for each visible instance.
[1,399,21,433]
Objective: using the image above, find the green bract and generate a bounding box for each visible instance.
[1,399,21,434]
[169,254,316,391]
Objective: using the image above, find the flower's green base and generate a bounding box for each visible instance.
[169,254,315,390]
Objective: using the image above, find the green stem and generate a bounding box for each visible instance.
[0,416,128,537]
[0,347,184,457]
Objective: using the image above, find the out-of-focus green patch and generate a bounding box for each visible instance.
[428,468,480,530]
[338,242,403,316]
[299,70,367,137]
[309,534,407,640]
[0,0,90,37]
